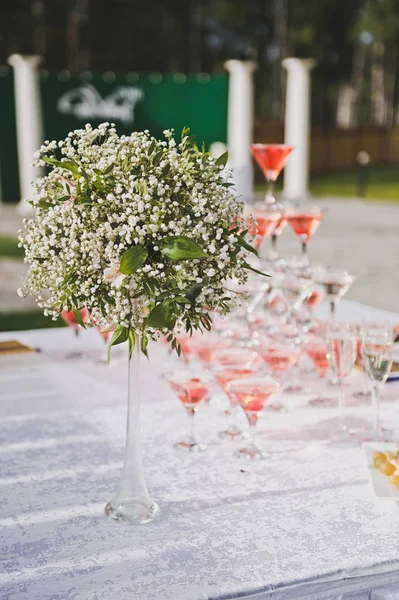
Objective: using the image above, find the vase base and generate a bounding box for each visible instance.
[105,499,160,525]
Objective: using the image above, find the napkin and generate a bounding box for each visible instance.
[0,340,35,355]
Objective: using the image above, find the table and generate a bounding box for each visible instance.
[2,300,399,600]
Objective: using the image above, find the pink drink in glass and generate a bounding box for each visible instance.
[227,376,280,459]
[250,144,294,182]
[287,213,323,242]
[170,377,208,411]
[258,344,301,377]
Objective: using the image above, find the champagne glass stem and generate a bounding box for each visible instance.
[338,380,347,432]
[330,300,337,321]
[265,180,275,204]
[230,403,238,426]
[188,408,196,442]
[371,383,381,440]
[248,420,257,447]
[301,239,309,265]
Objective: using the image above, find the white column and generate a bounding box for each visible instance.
[282,58,315,200]
[8,54,43,214]
[224,60,257,202]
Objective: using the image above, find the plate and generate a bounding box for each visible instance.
[363,442,399,500]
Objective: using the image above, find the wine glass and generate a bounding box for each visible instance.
[60,308,89,359]
[313,266,356,320]
[226,375,280,459]
[164,368,211,452]
[250,143,294,205]
[327,323,357,443]
[286,206,324,265]
[361,322,393,441]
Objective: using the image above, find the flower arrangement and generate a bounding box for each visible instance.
[18,123,260,357]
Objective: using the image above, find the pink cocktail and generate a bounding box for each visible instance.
[252,208,281,248]
[170,378,208,410]
[304,336,336,407]
[166,369,211,452]
[305,342,329,378]
[250,144,294,184]
[258,344,301,378]
[60,308,89,359]
[214,363,261,440]
[287,207,324,265]
[227,376,280,459]
[250,143,294,207]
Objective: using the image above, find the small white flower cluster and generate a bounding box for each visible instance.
[19,123,253,346]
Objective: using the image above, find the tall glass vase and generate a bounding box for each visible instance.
[105,338,160,525]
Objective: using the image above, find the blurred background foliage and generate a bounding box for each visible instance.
[2,0,399,128]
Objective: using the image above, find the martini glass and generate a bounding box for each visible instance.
[60,308,89,359]
[213,363,262,440]
[165,368,211,452]
[313,267,356,320]
[287,206,324,265]
[227,375,280,459]
[304,335,337,407]
[272,272,313,330]
[257,342,301,385]
[250,143,294,205]
[252,206,281,249]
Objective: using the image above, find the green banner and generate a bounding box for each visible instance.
[40,71,228,149]
[0,70,228,203]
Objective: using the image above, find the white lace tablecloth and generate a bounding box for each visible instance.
[2,300,399,600]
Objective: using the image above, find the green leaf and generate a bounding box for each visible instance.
[181,126,190,140]
[107,325,129,363]
[185,282,203,303]
[119,245,148,275]
[237,235,258,257]
[104,162,114,174]
[148,300,176,330]
[152,150,164,166]
[62,269,76,285]
[148,140,156,155]
[221,182,235,188]
[73,308,86,329]
[128,329,137,359]
[141,333,149,358]
[215,151,228,167]
[34,200,53,210]
[55,194,70,203]
[121,157,130,172]
[42,156,83,179]
[160,236,206,260]
[242,261,270,277]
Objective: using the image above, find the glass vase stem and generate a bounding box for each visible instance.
[105,339,160,525]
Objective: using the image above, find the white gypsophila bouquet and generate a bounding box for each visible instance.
[18,123,260,357]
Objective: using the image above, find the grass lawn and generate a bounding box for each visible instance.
[0,235,24,258]
[254,165,399,201]
[0,311,66,332]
